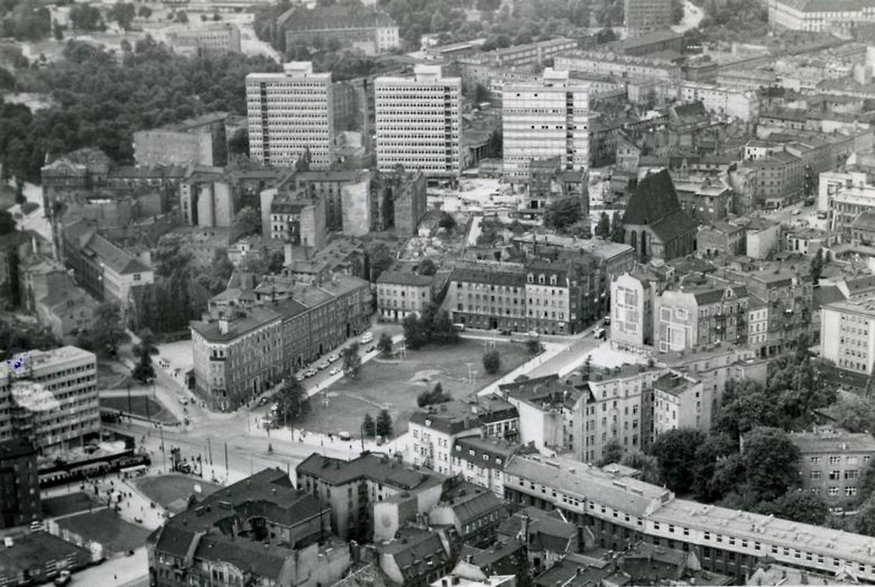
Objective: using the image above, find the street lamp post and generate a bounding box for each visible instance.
[159,425,166,472]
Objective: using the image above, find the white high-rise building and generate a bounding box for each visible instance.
[375,65,461,178]
[246,62,335,169]
[502,68,589,182]
[0,346,98,453]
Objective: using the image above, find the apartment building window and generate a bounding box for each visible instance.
[829,456,841,465]
[829,470,840,480]
[829,487,840,496]
[810,471,821,480]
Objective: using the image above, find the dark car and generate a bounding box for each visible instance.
[500,329,512,335]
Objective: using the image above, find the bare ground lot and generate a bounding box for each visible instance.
[299,339,530,437]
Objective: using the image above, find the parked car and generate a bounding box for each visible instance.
[594,327,606,340]
[257,396,269,407]
[304,369,317,378]
[500,329,512,335]
[365,344,376,353]
[53,570,71,586]
[318,360,330,370]
[329,367,340,376]
[338,431,352,441]
[327,354,339,363]
[360,332,374,344]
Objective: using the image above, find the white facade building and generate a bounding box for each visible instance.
[502,68,590,182]
[246,62,335,169]
[679,82,760,122]
[0,346,99,452]
[820,168,875,239]
[375,65,462,178]
[820,299,875,375]
[768,0,875,32]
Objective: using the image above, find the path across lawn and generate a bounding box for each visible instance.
[300,339,530,437]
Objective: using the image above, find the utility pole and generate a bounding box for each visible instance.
[224,442,229,476]
[159,425,166,472]
[207,438,213,465]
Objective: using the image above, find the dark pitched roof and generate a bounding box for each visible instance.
[0,437,36,461]
[649,210,698,243]
[623,169,691,230]
[439,482,506,526]
[451,266,526,287]
[378,528,449,582]
[296,453,444,490]
[153,524,201,559]
[813,285,846,308]
[162,469,323,539]
[377,270,434,287]
[278,4,396,30]
[192,534,289,580]
[84,233,150,274]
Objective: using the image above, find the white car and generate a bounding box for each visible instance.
[360,332,374,344]
[329,367,340,376]
[327,354,339,363]
[318,360,330,370]
[304,369,317,378]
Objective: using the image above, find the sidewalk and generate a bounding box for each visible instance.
[245,417,411,460]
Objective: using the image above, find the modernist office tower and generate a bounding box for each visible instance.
[375,65,462,178]
[502,68,589,183]
[246,62,335,169]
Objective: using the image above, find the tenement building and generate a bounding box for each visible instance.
[503,454,875,582]
[447,257,606,335]
[0,438,40,529]
[276,4,399,56]
[624,0,673,32]
[296,453,445,542]
[375,65,462,178]
[788,428,875,506]
[502,69,590,183]
[246,62,335,169]
[190,275,370,410]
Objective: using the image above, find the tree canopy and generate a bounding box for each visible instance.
[651,428,706,493]
[0,41,280,183]
[543,197,583,232]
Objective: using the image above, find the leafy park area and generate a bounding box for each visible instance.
[299,338,530,437]
[1,41,278,184]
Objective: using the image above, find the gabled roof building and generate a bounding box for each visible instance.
[622,170,698,263]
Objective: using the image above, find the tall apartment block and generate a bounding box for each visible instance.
[0,346,99,453]
[502,68,589,183]
[375,65,461,178]
[246,62,335,169]
[624,0,673,32]
[0,438,40,529]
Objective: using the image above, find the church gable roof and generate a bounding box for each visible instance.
[623,169,687,227]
